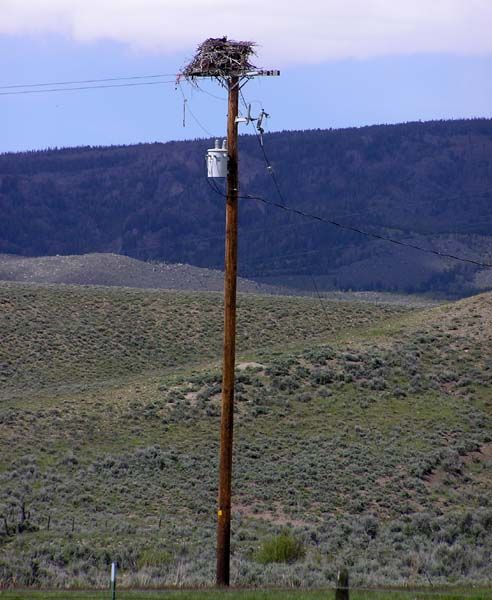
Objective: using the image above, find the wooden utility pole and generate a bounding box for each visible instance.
[216,76,240,586]
[180,37,279,587]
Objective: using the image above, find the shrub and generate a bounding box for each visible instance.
[254,532,305,564]
[137,548,172,569]
[310,368,333,385]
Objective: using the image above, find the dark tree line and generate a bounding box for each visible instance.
[1,119,492,295]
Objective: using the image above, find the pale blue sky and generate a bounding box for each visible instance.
[1,3,491,154]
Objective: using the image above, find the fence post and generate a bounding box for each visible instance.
[110,562,117,600]
[335,567,349,600]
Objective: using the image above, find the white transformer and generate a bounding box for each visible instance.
[207,139,227,178]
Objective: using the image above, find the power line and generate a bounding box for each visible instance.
[0,73,178,91]
[242,193,492,270]
[194,82,227,102]
[239,90,286,201]
[4,74,489,271]
[207,156,492,272]
[214,99,336,306]
[238,90,492,271]
[177,82,215,137]
[0,79,176,97]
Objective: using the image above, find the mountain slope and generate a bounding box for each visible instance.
[1,119,491,295]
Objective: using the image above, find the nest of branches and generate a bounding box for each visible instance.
[181,37,257,81]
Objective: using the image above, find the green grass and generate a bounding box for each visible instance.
[1,283,492,587]
[2,589,492,600]
[0,282,408,392]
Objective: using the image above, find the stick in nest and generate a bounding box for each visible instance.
[181,36,257,81]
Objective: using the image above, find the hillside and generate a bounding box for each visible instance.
[0,253,286,295]
[0,281,405,392]
[0,283,491,588]
[0,252,436,306]
[1,119,492,296]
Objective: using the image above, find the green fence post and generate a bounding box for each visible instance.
[335,567,349,600]
[110,562,117,600]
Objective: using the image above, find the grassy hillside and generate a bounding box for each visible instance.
[0,283,491,589]
[0,282,404,391]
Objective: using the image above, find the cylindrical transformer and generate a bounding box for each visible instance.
[207,139,227,178]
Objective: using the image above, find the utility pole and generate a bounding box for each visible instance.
[181,38,279,587]
[216,75,239,586]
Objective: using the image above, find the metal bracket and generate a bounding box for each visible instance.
[235,103,270,145]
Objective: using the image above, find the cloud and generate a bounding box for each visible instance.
[1,0,491,65]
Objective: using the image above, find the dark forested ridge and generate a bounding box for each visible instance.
[1,118,492,295]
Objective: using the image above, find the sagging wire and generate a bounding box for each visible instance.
[0,79,176,97]
[238,91,492,271]
[176,81,215,137]
[0,72,178,91]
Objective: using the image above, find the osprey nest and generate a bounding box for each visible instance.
[181,37,257,81]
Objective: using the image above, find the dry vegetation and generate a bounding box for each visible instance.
[0,283,491,589]
[0,253,288,295]
[0,281,405,391]
[181,37,256,81]
[3,590,492,600]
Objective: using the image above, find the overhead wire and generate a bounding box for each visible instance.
[0,72,178,91]
[3,71,490,271]
[193,81,227,102]
[206,147,436,282]
[238,89,357,304]
[205,176,325,281]
[238,90,492,271]
[177,81,215,137]
[206,136,328,300]
[241,192,492,270]
[0,79,177,97]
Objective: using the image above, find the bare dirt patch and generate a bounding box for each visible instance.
[237,362,264,371]
[235,502,310,528]
[424,442,492,491]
